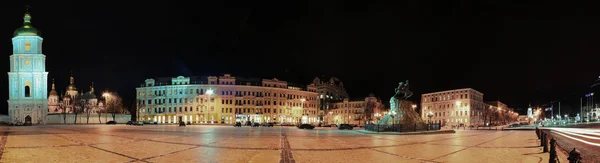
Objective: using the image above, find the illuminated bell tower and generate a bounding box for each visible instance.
[7,8,48,124]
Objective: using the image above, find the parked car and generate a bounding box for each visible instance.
[297,124,315,129]
[252,123,260,127]
[135,121,144,126]
[245,121,252,126]
[179,121,186,126]
[266,122,274,127]
[234,122,242,127]
[338,124,353,130]
[186,122,192,125]
[106,121,117,125]
[509,124,521,128]
[126,121,134,125]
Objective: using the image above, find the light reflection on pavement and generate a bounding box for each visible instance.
[0,125,549,163]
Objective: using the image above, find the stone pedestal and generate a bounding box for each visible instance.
[378,99,424,126]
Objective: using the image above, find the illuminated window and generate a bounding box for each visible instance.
[25,42,31,50]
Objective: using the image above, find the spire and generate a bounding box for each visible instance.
[49,78,58,96]
[67,72,77,91]
[23,5,31,24]
[90,82,95,93]
[14,5,39,37]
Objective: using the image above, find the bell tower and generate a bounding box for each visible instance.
[7,7,48,124]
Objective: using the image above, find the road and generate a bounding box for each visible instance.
[543,123,600,162]
[0,125,547,163]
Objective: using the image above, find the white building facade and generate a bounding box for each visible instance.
[420,88,486,127]
[136,74,319,125]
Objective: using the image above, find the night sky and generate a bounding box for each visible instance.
[2,1,600,115]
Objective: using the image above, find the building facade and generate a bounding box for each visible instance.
[325,95,386,125]
[7,10,48,124]
[312,77,349,122]
[420,88,486,127]
[136,74,319,125]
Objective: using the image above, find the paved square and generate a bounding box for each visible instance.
[0,125,547,162]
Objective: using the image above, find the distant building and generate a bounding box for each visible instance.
[312,77,349,121]
[47,75,104,114]
[325,94,386,125]
[136,74,319,125]
[420,88,486,127]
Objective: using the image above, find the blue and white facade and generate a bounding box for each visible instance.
[7,11,48,124]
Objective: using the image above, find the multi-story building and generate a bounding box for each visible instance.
[136,74,319,125]
[312,77,349,121]
[420,88,486,127]
[326,94,386,125]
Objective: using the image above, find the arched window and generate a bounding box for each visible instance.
[25,86,31,97]
[25,42,31,50]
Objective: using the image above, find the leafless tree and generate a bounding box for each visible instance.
[85,99,94,124]
[97,105,105,123]
[105,93,124,121]
[72,93,89,124]
[60,101,67,124]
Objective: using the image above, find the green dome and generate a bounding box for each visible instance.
[13,13,40,37]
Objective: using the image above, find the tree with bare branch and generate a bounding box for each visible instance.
[105,93,124,121]
[72,93,89,124]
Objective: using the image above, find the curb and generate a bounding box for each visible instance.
[355,130,455,135]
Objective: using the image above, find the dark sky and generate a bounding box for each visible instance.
[2,1,600,114]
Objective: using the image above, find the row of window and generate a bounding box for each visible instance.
[144,107,317,115]
[141,88,316,100]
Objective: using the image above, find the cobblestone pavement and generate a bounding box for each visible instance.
[0,125,550,163]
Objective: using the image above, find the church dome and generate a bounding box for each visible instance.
[13,11,40,37]
[49,89,58,96]
[67,75,77,91]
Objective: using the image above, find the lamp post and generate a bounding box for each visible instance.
[103,93,111,122]
[427,111,434,130]
[301,98,306,124]
[374,112,381,124]
[206,89,213,124]
[390,110,397,125]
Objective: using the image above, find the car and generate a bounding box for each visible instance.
[297,124,315,129]
[330,124,338,127]
[266,122,274,127]
[179,121,186,126]
[126,121,134,125]
[234,122,242,127]
[338,124,353,130]
[135,121,144,126]
[509,124,521,128]
[186,122,192,125]
[106,121,117,125]
[252,123,260,127]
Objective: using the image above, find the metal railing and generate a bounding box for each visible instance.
[364,123,441,132]
[536,128,582,163]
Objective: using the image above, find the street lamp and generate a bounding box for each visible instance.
[206,89,213,124]
[390,110,397,126]
[427,111,434,130]
[374,112,381,123]
[412,104,417,110]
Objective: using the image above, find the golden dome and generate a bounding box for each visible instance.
[49,78,58,96]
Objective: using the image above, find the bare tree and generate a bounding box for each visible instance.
[72,93,89,124]
[364,99,379,124]
[105,93,124,121]
[97,105,105,123]
[85,99,94,124]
